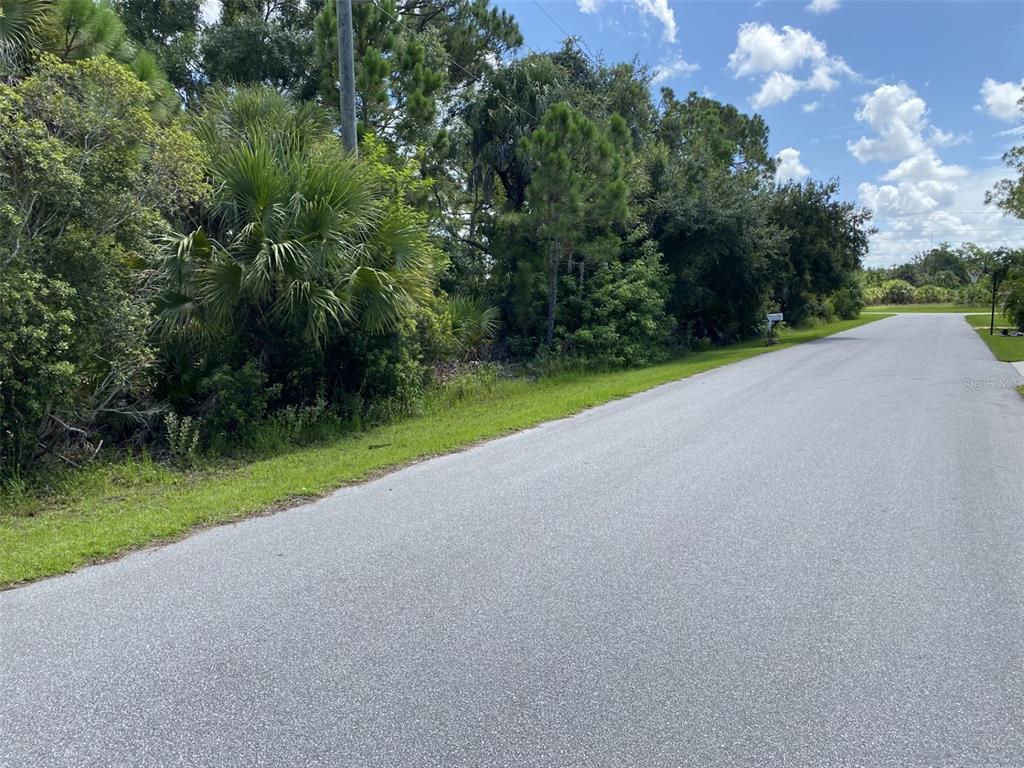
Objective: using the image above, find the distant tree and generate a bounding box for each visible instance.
[987,91,1024,219]
[914,243,968,284]
[889,262,920,286]
[200,0,323,94]
[113,0,202,98]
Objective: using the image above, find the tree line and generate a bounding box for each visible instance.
[861,243,1024,309]
[0,0,947,473]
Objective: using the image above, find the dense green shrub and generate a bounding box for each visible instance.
[828,285,864,320]
[356,319,432,423]
[880,279,915,305]
[0,56,205,469]
[1003,274,1024,330]
[569,250,674,367]
[912,284,951,303]
[0,269,76,470]
[958,281,992,307]
[197,363,281,444]
[862,285,885,306]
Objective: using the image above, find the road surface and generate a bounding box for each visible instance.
[2,314,1023,767]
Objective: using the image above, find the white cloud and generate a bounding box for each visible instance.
[806,59,852,92]
[583,0,675,41]
[996,125,1024,139]
[752,72,802,109]
[928,126,963,148]
[728,23,854,109]
[880,149,967,183]
[860,169,1024,267]
[806,0,841,13]
[729,23,826,77]
[775,147,811,183]
[802,101,821,113]
[848,84,931,163]
[651,55,700,84]
[978,78,1024,122]
[859,180,958,218]
[633,0,677,42]
[848,84,1022,266]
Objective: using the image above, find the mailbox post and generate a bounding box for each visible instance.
[766,312,783,346]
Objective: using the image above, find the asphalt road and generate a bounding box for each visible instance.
[2,314,1023,768]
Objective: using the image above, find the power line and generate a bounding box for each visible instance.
[529,0,599,65]
[872,210,1016,218]
[869,234,1024,241]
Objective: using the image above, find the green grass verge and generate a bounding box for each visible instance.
[0,314,888,588]
[964,314,1024,363]
[864,303,990,313]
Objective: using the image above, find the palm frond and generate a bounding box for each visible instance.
[195,255,242,324]
[0,0,51,64]
[367,206,435,276]
[447,294,500,353]
[340,265,407,335]
[212,141,291,226]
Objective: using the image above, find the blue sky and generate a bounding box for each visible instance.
[496,0,1024,266]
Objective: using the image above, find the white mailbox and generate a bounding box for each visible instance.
[766,312,783,345]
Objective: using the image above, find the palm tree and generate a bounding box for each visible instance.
[151,87,438,355]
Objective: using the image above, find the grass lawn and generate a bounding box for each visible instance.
[864,303,990,313]
[964,314,1024,363]
[0,314,889,588]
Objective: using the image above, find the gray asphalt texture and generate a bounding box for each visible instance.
[2,314,1023,767]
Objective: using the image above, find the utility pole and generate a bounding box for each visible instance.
[336,0,357,155]
[986,251,1008,336]
[991,270,998,336]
